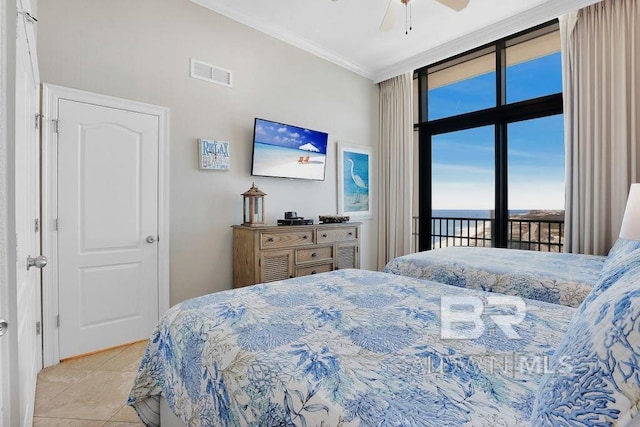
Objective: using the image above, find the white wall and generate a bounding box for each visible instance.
[37,0,379,305]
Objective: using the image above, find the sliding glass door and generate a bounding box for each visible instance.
[431,126,494,248]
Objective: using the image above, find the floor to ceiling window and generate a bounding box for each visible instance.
[413,21,564,252]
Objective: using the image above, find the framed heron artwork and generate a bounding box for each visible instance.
[337,142,373,219]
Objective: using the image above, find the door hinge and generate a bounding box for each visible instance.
[35,321,41,335]
[34,218,40,232]
[55,218,59,230]
[35,114,42,130]
[52,119,60,134]
[56,315,60,327]
[18,10,38,24]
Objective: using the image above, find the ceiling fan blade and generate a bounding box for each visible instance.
[434,0,470,12]
[379,0,398,32]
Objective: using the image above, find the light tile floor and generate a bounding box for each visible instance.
[34,341,147,426]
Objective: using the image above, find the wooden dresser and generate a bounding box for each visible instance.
[232,222,361,288]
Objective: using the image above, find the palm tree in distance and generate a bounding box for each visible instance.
[347,158,367,204]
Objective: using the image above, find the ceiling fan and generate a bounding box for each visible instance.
[379,0,470,32]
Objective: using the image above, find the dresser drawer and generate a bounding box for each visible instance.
[296,246,333,264]
[295,263,333,277]
[261,230,313,249]
[317,227,358,243]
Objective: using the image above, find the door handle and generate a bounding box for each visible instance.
[146,235,156,244]
[0,319,7,337]
[27,255,47,271]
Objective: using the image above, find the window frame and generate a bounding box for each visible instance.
[415,20,563,251]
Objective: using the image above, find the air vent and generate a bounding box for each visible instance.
[190,59,232,88]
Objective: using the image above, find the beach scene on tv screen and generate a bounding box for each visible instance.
[252,119,327,180]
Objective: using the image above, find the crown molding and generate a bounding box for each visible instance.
[372,0,603,83]
[190,0,374,80]
[191,0,603,84]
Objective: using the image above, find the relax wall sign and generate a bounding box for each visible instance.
[199,139,230,171]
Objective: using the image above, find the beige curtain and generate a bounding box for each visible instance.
[562,0,640,255]
[377,72,413,269]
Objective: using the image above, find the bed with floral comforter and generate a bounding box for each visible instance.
[128,269,575,426]
[383,247,606,308]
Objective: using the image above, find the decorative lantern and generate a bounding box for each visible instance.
[242,182,266,226]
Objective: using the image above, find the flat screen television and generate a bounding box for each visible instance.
[251,118,328,181]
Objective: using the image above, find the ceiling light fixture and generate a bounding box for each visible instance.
[379,0,470,33]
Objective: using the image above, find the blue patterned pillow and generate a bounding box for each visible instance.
[603,238,640,273]
[580,247,640,312]
[531,251,640,425]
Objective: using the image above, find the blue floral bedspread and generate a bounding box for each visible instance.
[383,247,606,308]
[128,269,575,426]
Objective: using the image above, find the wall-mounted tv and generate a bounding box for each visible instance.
[251,118,328,181]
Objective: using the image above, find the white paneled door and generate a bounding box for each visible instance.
[14,0,42,425]
[57,100,160,359]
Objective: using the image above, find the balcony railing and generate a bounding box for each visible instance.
[412,216,565,253]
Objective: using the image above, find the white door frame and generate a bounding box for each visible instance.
[41,84,170,367]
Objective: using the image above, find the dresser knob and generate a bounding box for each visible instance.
[303,235,308,239]
[311,252,318,258]
[311,270,317,274]
[267,237,274,242]
[322,234,328,238]
[347,232,353,236]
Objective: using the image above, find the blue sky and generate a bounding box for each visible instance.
[254,118,328,155]
[429,52,564,210]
